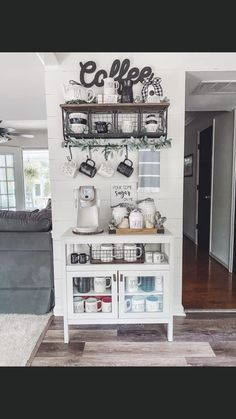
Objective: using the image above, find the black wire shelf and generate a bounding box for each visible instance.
[60,102,169,148]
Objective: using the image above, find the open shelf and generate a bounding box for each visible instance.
[66,261,169,271]
[73,289,112,297]
[124,291,163,296]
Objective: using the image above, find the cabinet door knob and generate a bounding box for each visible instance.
[120,274,123,282]
[113,274,117,282]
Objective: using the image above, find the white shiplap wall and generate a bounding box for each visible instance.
[47,53,236,316]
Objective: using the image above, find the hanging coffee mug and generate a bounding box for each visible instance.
[117,158,134,177]
[79,158,97,178]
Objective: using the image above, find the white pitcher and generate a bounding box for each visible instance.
[103,77,119,95]
[62,80,95,103]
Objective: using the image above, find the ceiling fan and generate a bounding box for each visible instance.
[0,121,34,143]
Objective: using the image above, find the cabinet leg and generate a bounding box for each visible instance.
[167,321,173,342]
[64,319,69,343]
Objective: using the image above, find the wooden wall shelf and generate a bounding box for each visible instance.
[60,102,170,112]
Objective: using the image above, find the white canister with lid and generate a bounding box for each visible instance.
[137,199,156,224]
[112,206,128,226]
[129,209,144,229]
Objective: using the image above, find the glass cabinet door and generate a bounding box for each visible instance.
[67,271,118,319]
[119,270,169,319]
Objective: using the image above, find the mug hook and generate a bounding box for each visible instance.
[125,144,128,160]
[87,146,92,160]
[105,146,108,161]
[67,145,72,161]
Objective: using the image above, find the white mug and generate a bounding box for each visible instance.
[94,277,111,293]
[69,112,88,123]
[70,123,87,134]
[73,296,84,313]
[85,297,102,313]
[153,252,165,264]
[61,158,78,178]
[122,120,134,133]
[113,243,124,260]
[155,277,163,292]
[146,295,159,312]
[97,162,115,178]
[103,77,119,95]
[91,244,101,260]
[101,297,112,313]
[126,276,141,293]
[100,244,113,262]
[124,244,142,262]
[145,251,153,263]
[125,296,145,312]
[145,123,157,133]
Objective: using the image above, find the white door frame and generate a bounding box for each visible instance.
[209,119,216,255]
[229,109,236,273]
[0,146,25,210]
[195,130,200,245]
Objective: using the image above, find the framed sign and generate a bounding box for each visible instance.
[184,154,193,177]
[110,183,137,206]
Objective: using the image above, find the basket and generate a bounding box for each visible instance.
[89,244,145,264]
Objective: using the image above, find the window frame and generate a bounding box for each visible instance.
[0,146,25,210]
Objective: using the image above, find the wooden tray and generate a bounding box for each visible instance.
[108,227,165,235]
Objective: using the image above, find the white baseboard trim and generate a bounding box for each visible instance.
[185,308,236,313]
[209,252,229,270]
[173,304,186,316]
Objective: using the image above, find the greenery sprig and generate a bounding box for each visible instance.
[65,135,172,158]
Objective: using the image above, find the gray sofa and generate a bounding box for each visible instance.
[0,208,55,314]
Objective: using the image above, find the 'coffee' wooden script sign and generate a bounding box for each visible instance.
[79,59,154,88]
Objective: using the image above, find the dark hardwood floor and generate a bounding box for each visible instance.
[183,236,236,309]
[30,314,236,366]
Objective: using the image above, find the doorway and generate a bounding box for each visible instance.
[197,125,213,251]
[183,70,236,310]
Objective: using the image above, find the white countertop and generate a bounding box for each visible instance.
[61,227,173,244]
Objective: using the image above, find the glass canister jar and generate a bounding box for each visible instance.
[129,209,144,229]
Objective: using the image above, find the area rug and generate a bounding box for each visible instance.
[0,313,52,366]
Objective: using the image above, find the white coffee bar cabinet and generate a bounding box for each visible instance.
[61,229,174,343]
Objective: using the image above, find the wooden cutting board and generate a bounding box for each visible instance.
[109,227,164,234]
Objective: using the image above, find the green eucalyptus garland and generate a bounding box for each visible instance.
[65,135,172,158]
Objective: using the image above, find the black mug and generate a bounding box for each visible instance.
[71,253,90,264]
[94,121,112,133]
[73,277,91,293]
[117,158,134,177]
[79,158,97,178]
